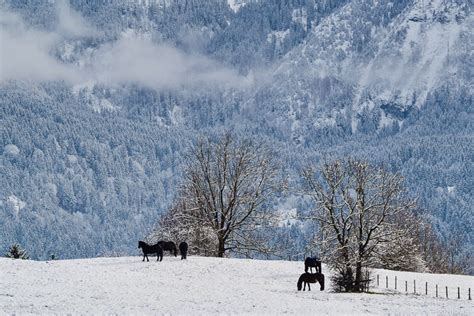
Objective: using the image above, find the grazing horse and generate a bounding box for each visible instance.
[179,241,188,260]
[304,257,322,274]
[158,240,178,257]
[138,241,163,262]
[297,272,325,291]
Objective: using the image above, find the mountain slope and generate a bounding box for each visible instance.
[0,0,472,265]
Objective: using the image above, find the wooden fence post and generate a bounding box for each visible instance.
[425,282,428,295]
[457,287,460,299]
[386,276,388,288]
[377,274,379,286]
[395,276,397,290]
[436,284,438,298]
[446,286,448,299]
[469,288,471,300]
[405,280,408,292]
[414,280,416,294]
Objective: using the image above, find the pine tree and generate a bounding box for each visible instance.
[5,243,29,260]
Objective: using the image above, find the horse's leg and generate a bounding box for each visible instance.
[308,283,311,291]
[142,254,145,262]
[146,254,149,262]
[303,282,306,291]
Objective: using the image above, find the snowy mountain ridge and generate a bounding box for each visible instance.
[272,0,472,133]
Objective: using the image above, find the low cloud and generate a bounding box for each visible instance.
[56,1,100,37]
[0,10,78,82]
[89,35,248,90]
[0,4,250,90]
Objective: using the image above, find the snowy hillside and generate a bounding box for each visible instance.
[0,256,472,314]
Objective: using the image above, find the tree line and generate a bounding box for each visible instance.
[152,132,471,292]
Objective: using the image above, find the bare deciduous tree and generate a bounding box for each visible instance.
[178,133,280,257]
[418,221,472,275]
[303,159,420,292]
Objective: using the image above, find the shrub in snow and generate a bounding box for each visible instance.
[5,243,29,260]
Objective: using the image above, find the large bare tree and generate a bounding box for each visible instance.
[303,159,420,292]
[178,133,280,257]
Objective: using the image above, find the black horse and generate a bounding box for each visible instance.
[304,257,322,274]
[138,241,163,262]
[158,240,178,257]
[179,242,188,260]
[297,272,325,291]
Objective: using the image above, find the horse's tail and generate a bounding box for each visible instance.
[319,273,325,291]
[297,274,304,291]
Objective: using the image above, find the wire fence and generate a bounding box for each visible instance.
[373,274,472,301]
[284,255,471,301]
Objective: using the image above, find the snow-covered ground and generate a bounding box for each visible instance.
[0,256,472,315]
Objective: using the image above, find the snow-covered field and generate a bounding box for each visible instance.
[1,256,472,315]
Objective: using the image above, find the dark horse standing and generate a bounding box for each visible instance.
[138,241,163,262]
[297,272,325,291]
[304,257,322,274]
[179,242,188,260]
[158,240,178,257]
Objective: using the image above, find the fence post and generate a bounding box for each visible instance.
[469,288,471,300]
[457,287,460,299]
[377,274,379,286]
[395,276,397,290]
[414,280,416,294]
[386,276,388,288]
[405,280,408,292]
[436,284,438,298]
[425,282,428,295]
[446,286,448,299]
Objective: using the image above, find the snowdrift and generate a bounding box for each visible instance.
[0,256,472,314]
